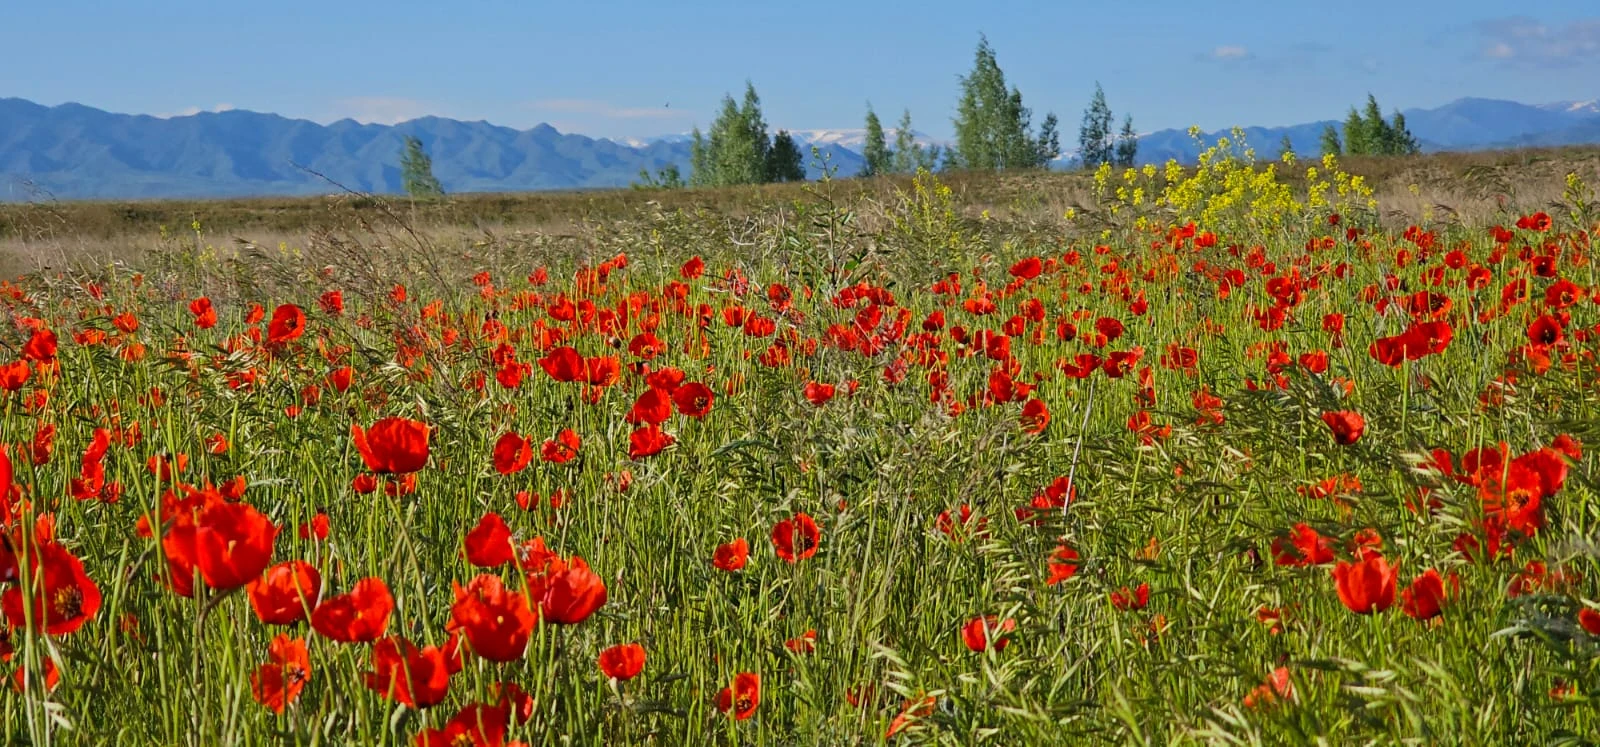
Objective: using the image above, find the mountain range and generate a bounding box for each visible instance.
[4,96,1600,201]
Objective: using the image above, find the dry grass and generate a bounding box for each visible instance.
[4,144,1599,280]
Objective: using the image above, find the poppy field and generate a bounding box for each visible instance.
[5,149,1600,744]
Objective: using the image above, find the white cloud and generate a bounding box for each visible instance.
[1212,45,1249,60]
[329,96,435,125]
[1476,16,1600,66]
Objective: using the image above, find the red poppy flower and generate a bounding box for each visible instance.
[318,290,344,315]
[250,634,310,714]
[538,346,585,383]
[771,513,820,563]
[1243,667,1294,709]
[1271,523,1337,566]
[646,367,686,392]
[189,297,218,329]
[541,429,582,463]
[1400,568,1450,621]
[492,432,533,475]
[365,635,454,708]
[190,501,278,590]
[1579,608,1600,635]
[1046,545,1080,585]
[1332,553,1398,614]
[328,366,354,393]
[961,615,1016,652]
[1110,582,1150,611]
[311,577,394,643]
[622,389,672,427]
[1009,257,1043,280]
[597,642,646,680]
[351,473,379,494]
[248,560,321,625]
[716,672,760,720]
[672,382,715,418]
[886,695,937,737]
[1020,398,1050,434]
[21,329,57,362]
[267,304,306,345]
[1,540,101,636]
[351,417,430,474]
[527,556,607,625]
[0,360,28,393]
[680,256,706,279]
[803,382,835,406]
[585,356,621,387]
[784,629,818,654]
[1321,411,1365,445]
[1527,314,1565,347]
[713,538,749,571]
[627,332,664,359]
[463,512,515,568]
[628,425,674,459]
[415,703,510,747]
[936,505,987,541]
[449,574,535,661]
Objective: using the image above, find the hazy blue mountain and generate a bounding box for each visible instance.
[0,98,860,200]
[3,95,1600,200]
[1109,97,1600,167]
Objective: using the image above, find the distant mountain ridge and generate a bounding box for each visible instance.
[3,96,1600,201]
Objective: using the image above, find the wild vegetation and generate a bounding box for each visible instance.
[4,129,1600,745]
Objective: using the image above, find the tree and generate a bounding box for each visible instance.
[766,131,806,182]
[1337,94,1419,157]
[1114,115,1138,167]
[1035,113,1061,167]
[1388,112,1419,155]
[891,110,938,173]
[951,35,1052,170]
[1078,83,1115,170]
[1361,94,1396,154]
[1320,124,1343,156]
[400,135,443,198]
[1278,134,1296,160]
[1341,108,1369,156]
[690,81,780,187]
[861,106,892,177]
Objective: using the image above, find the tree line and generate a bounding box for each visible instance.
[1318,95,1419,157]
[400,37,1421,197]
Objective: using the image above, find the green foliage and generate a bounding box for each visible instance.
[951,35,1054,170]
[691,82,805,187]
[1320,124,1343,157]
[1079,83,1116,169]
[861,106,891,177]
[891,110,941,174]
[766,131,806,182]
[1343,108,1371,157]
[1340,94,1420,157]
[631,163,685,190]
[399,135,444,198]
[1279,134,1296,160]
[1115,114,1138,168]
[1037,112,1062,166]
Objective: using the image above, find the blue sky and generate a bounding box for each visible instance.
[4,1,1600,140]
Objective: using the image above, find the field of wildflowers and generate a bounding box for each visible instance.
[4,141,1600,744]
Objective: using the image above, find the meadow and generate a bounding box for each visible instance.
[4,139,1600,745]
